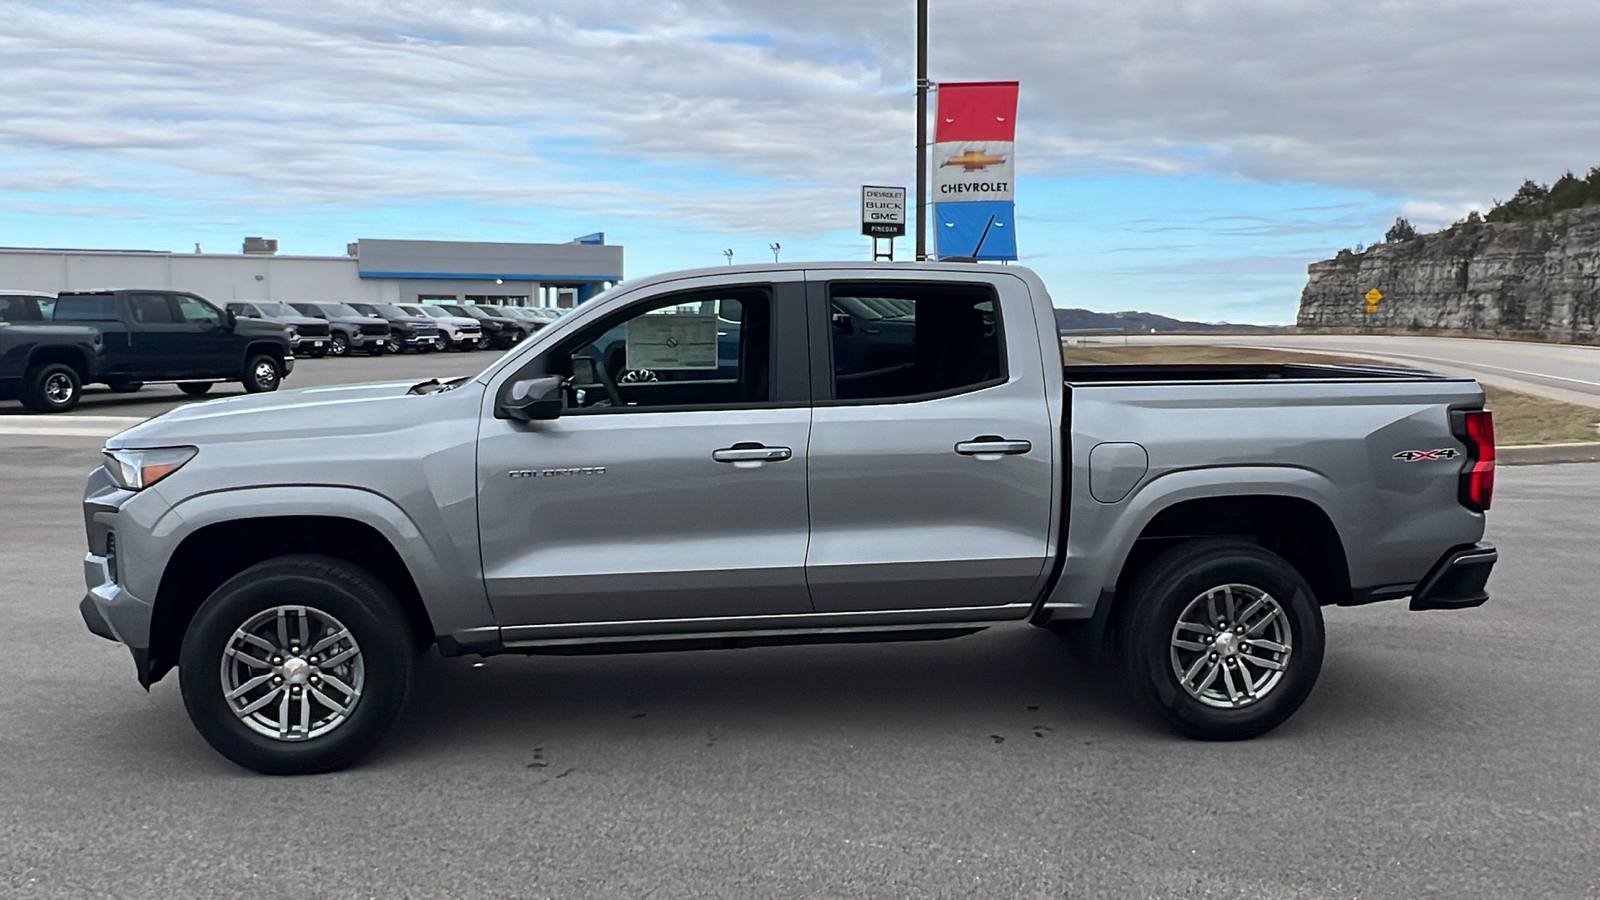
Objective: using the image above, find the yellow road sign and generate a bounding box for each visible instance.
[1365,304,1378,314]
[1365,288,1383,304]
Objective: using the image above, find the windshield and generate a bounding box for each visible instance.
[254,302,298,317]
[289,303,327,318]
[449,305,490,319]
[320,302,364,317]
[372,304,408,318]
[419,306,454,318]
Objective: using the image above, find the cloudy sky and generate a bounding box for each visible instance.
[3,1,1597,323]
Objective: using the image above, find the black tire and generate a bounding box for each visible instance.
[178,382,214,396]
[242,354,282,393]
[368,342,387,356]
[307,346,329,359]
[415,342,434,354]
[1119,538,1324,741]
[108,380,143,393]
[178,555,416,774]
[328,333,349,357]
[20,362,81,413]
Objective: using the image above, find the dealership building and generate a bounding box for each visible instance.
[0,235,624,309]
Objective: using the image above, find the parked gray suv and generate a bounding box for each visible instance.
[79,262,1497,773]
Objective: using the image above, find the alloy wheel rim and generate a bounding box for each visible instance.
[1169,583,1292,709]
[44,372,74,403]
[220,605,365,741]
[254,361,277,388]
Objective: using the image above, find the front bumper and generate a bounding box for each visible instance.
[1410,542,1497,611]
[81,551,156,685]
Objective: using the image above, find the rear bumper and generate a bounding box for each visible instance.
[1410,542,1497,611]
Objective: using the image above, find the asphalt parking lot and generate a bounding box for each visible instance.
[2,356,1598,898]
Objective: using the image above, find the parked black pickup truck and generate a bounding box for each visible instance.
[0,289,294,412]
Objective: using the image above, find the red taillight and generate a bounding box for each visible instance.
[1457,409,1495,511]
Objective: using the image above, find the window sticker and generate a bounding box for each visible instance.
[625,314,719,370]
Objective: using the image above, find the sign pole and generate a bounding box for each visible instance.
[915,0,929,261]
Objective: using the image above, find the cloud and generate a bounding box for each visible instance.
[1,0,1595,255]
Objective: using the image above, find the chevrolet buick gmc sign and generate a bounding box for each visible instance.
[861,186,907,237]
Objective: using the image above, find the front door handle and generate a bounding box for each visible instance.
[955,436,1032,456]
[713,443,793,463]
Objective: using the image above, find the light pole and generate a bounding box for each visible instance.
[915,0,929,261]
[723,248,734,265]
[769,242,781,262]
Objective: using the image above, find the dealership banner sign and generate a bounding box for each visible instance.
[932,81,1018,261]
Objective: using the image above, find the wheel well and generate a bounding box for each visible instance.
[27,346,91,381]
[244,341,286,363]
[1115,495,1352,608]
[147,516,436,684]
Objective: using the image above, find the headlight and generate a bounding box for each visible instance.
[103,447,198,491]
[286,325,298,336]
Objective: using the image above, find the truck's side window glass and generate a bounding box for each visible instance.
[130,293,175,324]
[173,295,224,327]
[0,296,46,322]
[53,294,120,321]
[560,286,770,411]
[828,282,1002,402]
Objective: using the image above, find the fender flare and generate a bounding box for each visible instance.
[1036,464,1347,621]
[152,484,495,637]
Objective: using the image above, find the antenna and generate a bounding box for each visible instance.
[769,242,781,263]
[723,248,734,265]
[970,215,998,259]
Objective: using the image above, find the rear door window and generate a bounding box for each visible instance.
[826,281,1003,402]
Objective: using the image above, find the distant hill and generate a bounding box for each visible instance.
[1054,308,1280,334]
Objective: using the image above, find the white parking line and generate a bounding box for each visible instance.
[0,415,147,437]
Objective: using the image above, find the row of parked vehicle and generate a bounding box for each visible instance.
[225,301,566,358]
[0,287,568,412]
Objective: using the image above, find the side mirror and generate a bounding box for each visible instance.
[225,309,238,328]
[497,375,564,421]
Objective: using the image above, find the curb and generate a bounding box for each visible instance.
[1499,442,1600,466]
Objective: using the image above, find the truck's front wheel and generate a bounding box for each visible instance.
[1120,539,1324,741]
[242,354,281,393]
[177,556,415,774]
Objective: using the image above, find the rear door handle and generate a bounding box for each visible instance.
[713,443,793,463]
[955,437,1032,456]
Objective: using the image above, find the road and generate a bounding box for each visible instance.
[2,416,1597,895]
[1130,333,1600,409]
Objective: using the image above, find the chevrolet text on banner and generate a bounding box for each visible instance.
[932,81,1018,261]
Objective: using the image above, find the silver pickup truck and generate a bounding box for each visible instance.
[78,262,1498,773]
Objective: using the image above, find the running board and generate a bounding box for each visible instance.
[503,623,990,656]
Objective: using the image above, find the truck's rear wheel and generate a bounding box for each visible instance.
[178,556,415,774]
[178,382,213,396]
[1120,539,1324,741]
[242,354,281,393]
[21,363,81,413]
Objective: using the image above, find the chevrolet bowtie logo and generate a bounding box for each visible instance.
[941,150,1007,171]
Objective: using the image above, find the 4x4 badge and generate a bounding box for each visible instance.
[1393,448,1460,462]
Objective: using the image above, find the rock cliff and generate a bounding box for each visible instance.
[1297,205,1600,339]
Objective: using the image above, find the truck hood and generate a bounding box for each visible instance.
[104,379,482,449]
